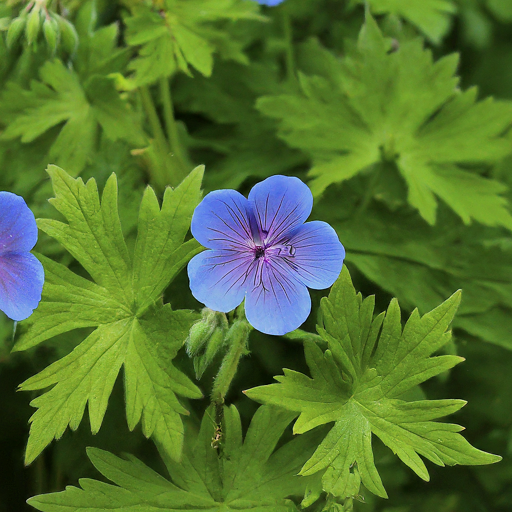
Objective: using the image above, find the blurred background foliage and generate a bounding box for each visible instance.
[0,0,511,510]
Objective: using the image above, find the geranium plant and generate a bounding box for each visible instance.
[0,1,511,511]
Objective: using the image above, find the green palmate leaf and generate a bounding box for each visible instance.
[258,17,512,228]
[246,267,501,500]
[355,0,457,43]
[0,60,144,175]
[28,405,322,511]
[14,165,205,464]
[124,0,264,88]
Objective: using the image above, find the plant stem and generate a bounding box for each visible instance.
[211,319,251,411]
[159,76,188,174]
[140,85,185,189]
[34,453,46,495]
[354,166,381,218]
[139,86,169,154]
[281,9,296,84]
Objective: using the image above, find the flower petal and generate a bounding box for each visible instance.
[257,0,285,5]
[191,190,255,250]
[188,249,254,313]
[248,175,313,245]
[0,192,38,253]
[245,261,311,336]
[283,220,345,289]
[0,252,44,321]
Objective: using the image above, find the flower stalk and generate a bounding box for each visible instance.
[159,76,188,177]
[139,85,186,189]
[211,308,252,410]
[281,9,296,84]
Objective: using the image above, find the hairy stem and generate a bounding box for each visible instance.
[211,318,251,412]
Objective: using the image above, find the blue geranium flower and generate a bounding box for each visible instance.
[0,192,44,321]
[187,175,345,335]
[256,0,285,5]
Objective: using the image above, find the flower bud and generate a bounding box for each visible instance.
[187,316,216,356]
[43,16,59,54]
[193,328,226,379]
[186,308,229,379]
[6,16,26,49]
[57,15,78,54]
[26,7,42,46]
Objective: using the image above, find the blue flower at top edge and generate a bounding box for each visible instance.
[187,175,345,336]
[0,192,44,321]
[256,0,285,6]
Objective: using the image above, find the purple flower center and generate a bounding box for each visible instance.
[252,240,297,263]
[254,246,265,259]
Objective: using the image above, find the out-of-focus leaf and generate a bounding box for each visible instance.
[258,17,512,228]
[0,61,145,175]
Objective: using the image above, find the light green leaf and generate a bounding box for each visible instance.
[133,166,203,313]
[246,267,501,500]
[14,165,204,464]
[28,405,322,511]
[258,18,512,228]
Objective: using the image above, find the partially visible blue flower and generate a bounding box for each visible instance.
[0,192,44,321]
[187,176,345,336]
[256,0,285,6]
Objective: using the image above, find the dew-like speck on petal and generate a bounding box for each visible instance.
[282,220,345,290]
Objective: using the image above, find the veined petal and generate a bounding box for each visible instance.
[248,175,313,245]
[282,221,345,289]
[0,252,44,321]
[0,192,38,253]
[245,261,311,336]
[191,190,255,250]
[187,249,254,313]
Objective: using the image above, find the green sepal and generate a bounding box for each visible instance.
[6,16,26,48]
